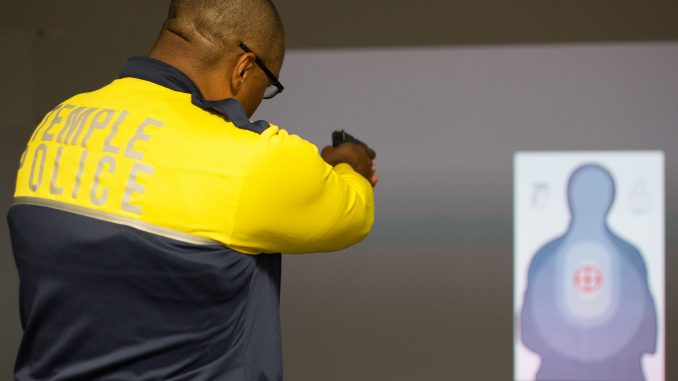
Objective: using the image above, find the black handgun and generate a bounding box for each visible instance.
[332,130,368,148]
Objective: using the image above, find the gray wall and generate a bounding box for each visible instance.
[255,44,678,380]
[2,1,677,380]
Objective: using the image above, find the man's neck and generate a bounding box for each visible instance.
[150,30,235,100]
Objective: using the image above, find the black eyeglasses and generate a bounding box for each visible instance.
[238,42,284,99]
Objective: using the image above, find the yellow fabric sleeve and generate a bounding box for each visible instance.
[228,126,375,254]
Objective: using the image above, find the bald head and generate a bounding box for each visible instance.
[149,0,286,108]
[155,0,285,69]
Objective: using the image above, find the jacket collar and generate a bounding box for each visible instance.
[119,56,268,133]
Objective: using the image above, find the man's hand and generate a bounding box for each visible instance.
[321,143,378,187]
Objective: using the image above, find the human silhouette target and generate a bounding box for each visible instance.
[519,164,658,381]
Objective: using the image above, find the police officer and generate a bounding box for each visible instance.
[9,1,377,379]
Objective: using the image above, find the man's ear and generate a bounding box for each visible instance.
[230,52,257,94]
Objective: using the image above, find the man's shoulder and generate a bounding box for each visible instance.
[61,78,235,131]
[73,77,191,106]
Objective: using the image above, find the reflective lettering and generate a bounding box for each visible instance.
[103,110,128,154]
[56,106,85,143]
[49,146,64,195]
[81,109,115,148]
[90,156,116,206]
[57,106,98,145]
[122,162,154,214]
[72,150,89,199]
[42,104,74,142]
[124,117,163,160]
[29,144,47,191]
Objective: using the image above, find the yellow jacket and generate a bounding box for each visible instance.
[14,58,374,254]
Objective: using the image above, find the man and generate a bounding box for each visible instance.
[8,0,376,380]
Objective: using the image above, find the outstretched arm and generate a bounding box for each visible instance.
[229,127,375,254]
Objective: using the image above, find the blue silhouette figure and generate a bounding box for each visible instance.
[520,164,657,381]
